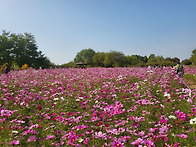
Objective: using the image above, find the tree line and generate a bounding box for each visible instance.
[61,48,196,68]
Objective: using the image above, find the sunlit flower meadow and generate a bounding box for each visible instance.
[0,67,195,147]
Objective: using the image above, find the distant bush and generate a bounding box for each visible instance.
[145,61,176,67]
[182,59,192,65]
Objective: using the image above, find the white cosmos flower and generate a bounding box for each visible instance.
[95,100,99,104]
[164,92,170,98]
[78,137,83,142]
[168,115,176,119]
[160,104,164,108]
[76,99,80,101]
[61,97,65,100]
[12,130,19,134]
[190,117,196,124]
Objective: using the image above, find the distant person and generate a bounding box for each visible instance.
[4,65,10,74]
[175,61,184,78]
[148,65,152,70]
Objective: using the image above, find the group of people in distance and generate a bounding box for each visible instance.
[148,61,184,78]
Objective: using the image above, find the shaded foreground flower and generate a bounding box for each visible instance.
[9,140,19,145]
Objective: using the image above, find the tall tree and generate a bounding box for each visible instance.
[190,49,196,65]
[74,48,95,66]
[172,57,180,64]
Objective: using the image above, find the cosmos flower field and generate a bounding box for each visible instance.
[0,67,196,147]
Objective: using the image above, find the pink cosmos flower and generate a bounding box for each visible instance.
[118,136,130,142]
[83,137,90,145]
[37,105,42,110]
[67,133,78,144]
[77,124,88,130]
[149,128,158,132]
[130,138,144,145]
[138,131,145,136]
[173,142,180,147]
[158,118,168,124]
[46,135,55,140]
[118,127,125,133]
[29,124,39,130]
[114,109,121,115]
[22,129,36,135]
[164,136,169,142]
[177,134,188,138]
[28,135,37,142]
[144,139,155,147]
[1,109,15,117]
[129,116,135,120]
[175,110,186,121]
[94,131,106,138]
[159,125,168,134]
[111,141,124,147]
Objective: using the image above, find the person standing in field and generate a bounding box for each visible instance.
[4,65,10,74]
[175,61,184,78]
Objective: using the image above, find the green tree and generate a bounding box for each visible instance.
[143,56,148,63]
[0,30,51,68]
[164,57,173,61]
[147,55,164,66]
[190,49,196,65]
[172,57,180,64]
[148,55,163,63]
[130,55,140,66]
[149,54,155,59]
[124,55,132,67]
[61,61,75,68]
[74,48,95,66]
[0,31,14,65]
[103,51,125,67]
[125,55,145,66]
[92,52,106,67]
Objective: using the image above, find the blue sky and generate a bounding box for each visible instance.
[0,0,196,65]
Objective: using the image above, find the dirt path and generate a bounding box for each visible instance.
[184,79,196,90]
